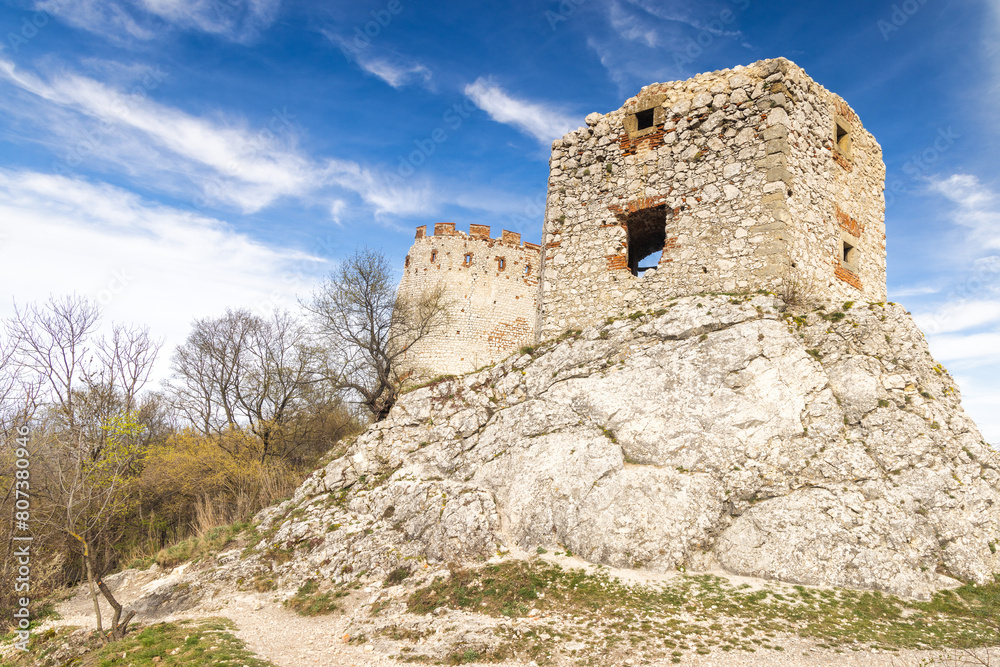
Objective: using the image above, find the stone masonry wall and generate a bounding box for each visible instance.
[397,223,541,378]
[537,58,887,339]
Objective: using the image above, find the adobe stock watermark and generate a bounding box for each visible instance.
[672,0,751,70]
[504,192,548,236]
[339,0,407,58]
[877,0,931,41]
[545,0,587,31]
[5,5,54,53]
[194,105,297,209]
[248,234,343,318]
[918,258,1000,335]
[884,126,959,208]
[51,68,169,178]
[11,425,32,652]
[95,269,133,306]
[384,98,479,186]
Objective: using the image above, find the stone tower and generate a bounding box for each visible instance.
[536,58,887,339]
[397,223,541,377]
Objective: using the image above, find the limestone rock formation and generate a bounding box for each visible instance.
[249,295,999,600]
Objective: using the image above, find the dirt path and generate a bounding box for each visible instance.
[45,564,997,667]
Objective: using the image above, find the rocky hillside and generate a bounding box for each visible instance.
[239,294,999,601]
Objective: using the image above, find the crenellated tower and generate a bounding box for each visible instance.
[397,223,541,378]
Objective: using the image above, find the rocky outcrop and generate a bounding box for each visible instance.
[248,295,1000,600]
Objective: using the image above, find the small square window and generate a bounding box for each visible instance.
[464,253,472,266]
[524,264,531,276]
[636,107,655,131]
[834,117,852,161]
[841,239,858,271]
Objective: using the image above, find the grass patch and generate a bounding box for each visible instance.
[283,578,348,616]
[8,618,276,667]
[154,521,250,568]
[404,559,1000,662]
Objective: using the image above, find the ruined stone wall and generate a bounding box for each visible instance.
[780,67,887,302]
[537,58,887,339]
[397,223,541,378]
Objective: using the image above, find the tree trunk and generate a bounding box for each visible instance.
[75,534,107,644]
[97,577,134,640]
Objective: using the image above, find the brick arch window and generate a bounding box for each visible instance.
[623,204,668,277]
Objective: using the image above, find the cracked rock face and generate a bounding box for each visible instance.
[255,295,999,600]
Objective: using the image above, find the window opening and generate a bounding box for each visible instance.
[430,250,437,263]
[623,204,668,277]
[524,264,531,276]
[635,107,655,131]
[842,240,856,268]
[497,257,506,271]
[464,253,472,266]
[834,118,852,160]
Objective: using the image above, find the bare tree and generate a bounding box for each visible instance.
[4,295,160,643]
[304,247,447,421]
[167,308,327,461]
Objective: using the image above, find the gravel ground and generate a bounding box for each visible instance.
[40,564,999,667]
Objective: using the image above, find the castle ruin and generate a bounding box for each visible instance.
[397,58,887,377]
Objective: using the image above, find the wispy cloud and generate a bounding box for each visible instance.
[928,174,1000,250]
[908,173,1000,443]
[0,57,442,217]
[914,300,1000,335]
[321,30,432,90]
[35,0,281,44]
[888,284,941,298]
[357,57,432,89]
[464,78,578,144]
[609,2,660,47]
[0,169,323,383]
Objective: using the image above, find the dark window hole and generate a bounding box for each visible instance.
[636,108,655,131]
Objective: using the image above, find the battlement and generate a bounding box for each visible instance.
[397,224,541,378]
[414,223,541,252]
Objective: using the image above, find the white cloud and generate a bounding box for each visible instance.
[36,0,280,43]
[914,300,1000,335]
[0,57,317,212]
[888,284,940,298]
[928,174,1000,250]
[0,169,325,383]
[357,57,432,89]
[610,2,660,47]
[0,57,443,218]
[911,174,1000,444]
[463,78,579,145]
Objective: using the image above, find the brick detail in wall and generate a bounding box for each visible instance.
[835,263,863,290]
[660,237,679,263]
[833,99,858,124]
[618,128,667,156]
[607,196,667,219]
[833,150,853,173]
[835,206,864,237]
[606,253,629,271]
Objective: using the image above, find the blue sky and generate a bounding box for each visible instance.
[0,0,998,442]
